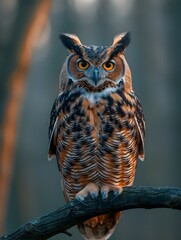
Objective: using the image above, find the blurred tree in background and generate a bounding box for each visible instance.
[0,0,180,239]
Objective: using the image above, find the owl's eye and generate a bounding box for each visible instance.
[103,60,115,71]
[77,59,90,70]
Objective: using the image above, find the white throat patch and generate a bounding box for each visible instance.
[82,87,118,104]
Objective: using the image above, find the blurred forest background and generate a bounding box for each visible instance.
[0,0,181,239]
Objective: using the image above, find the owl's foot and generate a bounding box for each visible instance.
[101,185,123,200]
[76,183,99,202]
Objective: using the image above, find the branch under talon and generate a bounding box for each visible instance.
[0,186,180,240]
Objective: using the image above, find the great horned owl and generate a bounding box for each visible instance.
[48,32,145,240]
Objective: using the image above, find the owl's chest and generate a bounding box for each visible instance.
[58,90,134,142]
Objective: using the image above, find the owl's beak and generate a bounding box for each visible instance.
[92,68,99,86]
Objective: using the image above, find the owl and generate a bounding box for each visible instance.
[48,32,145,240]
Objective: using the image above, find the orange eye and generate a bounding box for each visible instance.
[103,60,115,71]
[77,59,90,70]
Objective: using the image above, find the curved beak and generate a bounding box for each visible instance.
[93,68,99,86]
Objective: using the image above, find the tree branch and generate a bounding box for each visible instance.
[0,186,181,240]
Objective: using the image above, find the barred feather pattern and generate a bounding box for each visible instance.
[49,86,144,201]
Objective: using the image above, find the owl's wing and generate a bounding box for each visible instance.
[48,93,70,200]
[134,94,145,161]
[48,93,62,160]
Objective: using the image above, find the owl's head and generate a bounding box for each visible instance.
[59,32,132,92]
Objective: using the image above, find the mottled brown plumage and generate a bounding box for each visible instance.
[48,32,145,240]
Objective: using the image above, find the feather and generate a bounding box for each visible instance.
[134,94,145,161]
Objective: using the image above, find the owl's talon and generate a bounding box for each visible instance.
[76,200,89,206]
[113,188,123,196]
[101,185,123,200]
[76,195,89,206]
[76,195,85,202]
[90,191,98,198]
[101,190,108,199]
[111,188,123,201]
[75,183,99,203]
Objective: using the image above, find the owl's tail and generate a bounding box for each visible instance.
[78,212,122,240]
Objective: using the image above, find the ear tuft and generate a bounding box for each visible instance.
[59,33,82,54]
[111,32,131,56]
[113,32,131,46]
